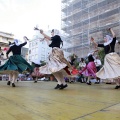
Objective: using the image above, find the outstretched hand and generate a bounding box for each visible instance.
[23,36,29,41]
[34,27,43,34]
[107,28,111,31]
[92,49,99,55]
[90,37,94,42]
[39,29,43,34]
[34,27,39,31]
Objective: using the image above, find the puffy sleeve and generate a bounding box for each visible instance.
[111,37,116,45]
[98,44,104,47]
[19,42,27,47]
[6,47,12,55]
[49,37,54,47]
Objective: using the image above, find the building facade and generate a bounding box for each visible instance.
[28,31,51,64]
[0,31,14,65]
[21,47,28,61]
[61,0,120,57]
[0,31,14,47]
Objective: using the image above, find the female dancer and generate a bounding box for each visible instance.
[34,27,72,89]
[0,37,33,87]
[31,62,44,83]
[79,54,97,85]
[79,58,87,83]
[91,28,120,89]
[0,47,4,65]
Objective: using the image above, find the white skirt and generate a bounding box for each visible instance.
[39,47,72,74]
[96,53,120,79]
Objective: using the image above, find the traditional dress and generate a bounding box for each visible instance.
[79,61,96,78]
[96,35,120,89]
[31,61,44,83]
[39,29,72,89]
[0,50,4,65]
[96,36,120,79]
[79,55,97,85]
[94,57,102,84]
[78,59,87,83]
[71,67,79,75]
[0,39,33,87]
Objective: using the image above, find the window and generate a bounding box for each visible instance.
[35,47,38,52]
[41,55,45,61]
[32,42,36,46]
[35,54,38,59]
[32,56,34,60]
[32,48,35,53]
[29,56,32,60]
[35,41,38,46]
[29,50,31,54]
[42,41,44,44]
[29,43,31,47]
[41,48,45,53]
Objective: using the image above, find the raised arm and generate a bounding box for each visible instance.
[90,37,98,48]
[34,27,51,40]
[109,28,116,38]
[79,65,87,74]
[19,36,28,47]
[6,47,12,59]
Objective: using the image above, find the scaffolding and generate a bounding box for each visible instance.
[61,0,120,58]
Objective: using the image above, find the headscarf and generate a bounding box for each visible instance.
[9,41,14,47]
[52,29,60,36]
[14,39,20,46]
[104,35,113,46]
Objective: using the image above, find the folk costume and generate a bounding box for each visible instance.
[0,39,33,87]
[96,35,120,89]
[39,29,72,89]
[31,60,44,83]
[79,55,97,85]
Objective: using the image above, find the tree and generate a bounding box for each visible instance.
[98,48,105,65]
[69,54,79,69]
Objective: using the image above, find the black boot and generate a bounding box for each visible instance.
[95,82,100,84]
[87,81,91,85]
[12,83,16,87]
[7,81,11,85]
[54,84,61,89]
[114,85,120,89]
[59,84,68,90]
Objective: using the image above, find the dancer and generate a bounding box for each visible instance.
[31,61,44,83]
[79,54,97,85]
[0,47,4,65]
[70,54,77,65]
[94,55,102,84]
[0,37,33,87]
[91,28,120,89]
[34,27,72,89]
[79,58,87,83]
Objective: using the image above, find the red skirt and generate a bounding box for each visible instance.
[31,67,44,77]
[71,68,79,75]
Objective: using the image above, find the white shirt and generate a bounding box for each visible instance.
[94,59,102,67]
[79,62,86,68]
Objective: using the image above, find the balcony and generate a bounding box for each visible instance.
[0,31,14,47]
